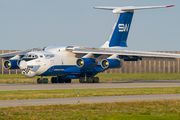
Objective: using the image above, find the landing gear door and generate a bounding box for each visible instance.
[49,60,54,72]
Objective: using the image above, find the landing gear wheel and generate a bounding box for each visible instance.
[37,78,48,84]
[87,77,94,83]
[79,77,82,83]
[94,77,99,83]
[37,78,42,84]
[45,78,48,84]
[51,77,57,83]
[43,78,48,84]
[51,77,55,83]
[67,79,71,83]
[79,77,85,83]
[64,79,71,83]
[54,77,58,83]
[79,77,99,83]
[58,78,64,83]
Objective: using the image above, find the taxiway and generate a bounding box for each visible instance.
[0,80,180,91]
[0,94,180,107]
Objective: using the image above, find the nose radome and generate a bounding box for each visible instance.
[19,60,27,69]
[24,71,36,78]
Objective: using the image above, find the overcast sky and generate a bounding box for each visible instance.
[0,0,179,51]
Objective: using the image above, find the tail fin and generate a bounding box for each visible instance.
[106,11,133,48]
[94,5,174,48]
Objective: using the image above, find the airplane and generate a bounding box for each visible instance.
[0,5,179,84]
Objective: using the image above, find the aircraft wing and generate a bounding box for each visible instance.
[66,46,180,59]
[0,47,45,59]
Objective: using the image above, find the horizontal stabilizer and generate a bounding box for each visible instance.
[94,5,174,13]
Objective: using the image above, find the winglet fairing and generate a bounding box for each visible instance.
[95,5,174,48]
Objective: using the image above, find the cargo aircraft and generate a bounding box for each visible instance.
[0,5,179,84]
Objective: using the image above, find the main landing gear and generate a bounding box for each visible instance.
[51,77,71,83]
[79,77,99,83]
[37,76,98,84]
[37,77,71,84]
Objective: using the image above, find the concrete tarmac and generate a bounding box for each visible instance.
[0,80,180,91]
[0,94,180,107]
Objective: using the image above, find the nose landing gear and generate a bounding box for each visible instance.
[37,78,48,84]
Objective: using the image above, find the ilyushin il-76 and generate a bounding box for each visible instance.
[0,5,178,84]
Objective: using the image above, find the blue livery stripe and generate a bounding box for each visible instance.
[109,12,134,47]
[40,65,105,78]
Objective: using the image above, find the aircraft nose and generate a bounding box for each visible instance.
[19,60,27,69]
[19,60,37,78]
[24,71,36,78]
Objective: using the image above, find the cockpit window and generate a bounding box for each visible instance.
[22,53,39,61]
[28,55,31,58]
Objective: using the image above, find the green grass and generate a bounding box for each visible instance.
[0,100,180,119]
[0,73,180,84]
[0,74,34,79]
[0,74,53,84]
[0,87,180,100]
[97,73,180,81]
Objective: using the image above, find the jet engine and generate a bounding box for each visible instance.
[4,59,20,69]
[77,58,97,68]
[101,59,123,69]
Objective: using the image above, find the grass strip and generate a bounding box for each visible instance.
[0,100,180,119]
[97,73,180,81]
[0,87,180,100]
[1,73,180,84]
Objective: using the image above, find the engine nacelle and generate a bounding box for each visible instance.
[101,59,123,69]
[77,58,97,68]
[4,59,20,69]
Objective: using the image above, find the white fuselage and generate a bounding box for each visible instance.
[19,46,79,78]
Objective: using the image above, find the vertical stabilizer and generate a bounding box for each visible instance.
[94,5,174,48]
[106,12,133,48]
